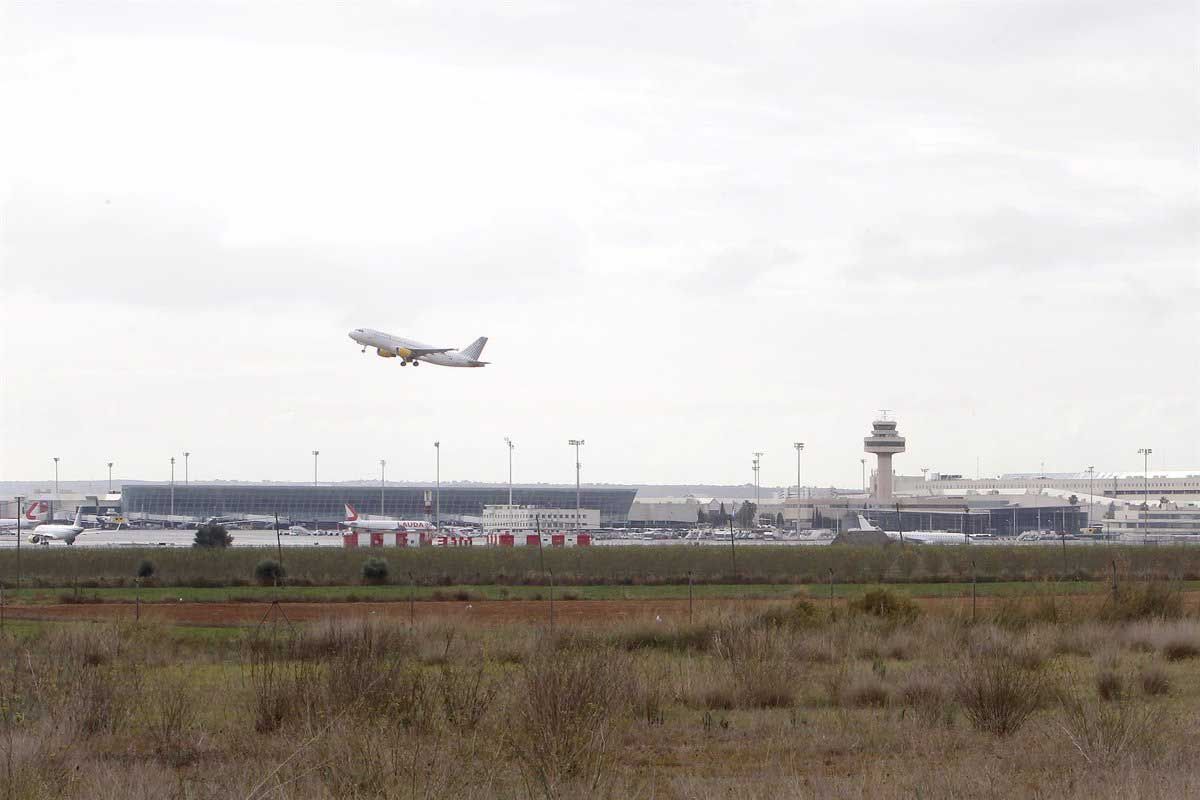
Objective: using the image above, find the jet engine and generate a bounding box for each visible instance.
[376,348,396,358]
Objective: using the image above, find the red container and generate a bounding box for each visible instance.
[394,532,408,547]
[369,532,384,547]
[342,533,359,549]
[526,534,540,547]
[551,534,565,547]
[577,533,592,546]
[499,533,515,547]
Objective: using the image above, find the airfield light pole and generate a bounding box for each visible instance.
[860,459,866,493]
[169,457,175,517]
[793,443,804,537]
[752,452,763,528]
[569,440,584,529]
[53,457,60,495]
[107,462,114,494]
[14,495,23,591]
[1086,466,1095,527]
[312,451,319,486]
[380,459,387,515]
[434,441,441,532]
[183,452,190,485]
[504,437,514,506]
[1138,448,1152,542]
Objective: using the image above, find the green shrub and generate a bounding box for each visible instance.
[193,524,232,548]
[848,589,919,623]
[135,559,156,579]
[360,557,389,584]
[954,656,1048,736]
[752,599,822,630]
[1100,582,1183,621]
[254,559,285,585]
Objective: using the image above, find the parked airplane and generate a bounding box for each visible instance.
[348,328,488,367]
[342,504,436,532]
[29,508,87,545]
[0,500,50,531]
[852,514,972,545]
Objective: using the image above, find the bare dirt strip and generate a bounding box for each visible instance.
[6,591,1186,627]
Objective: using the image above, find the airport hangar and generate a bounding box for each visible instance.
[119,484,637,528]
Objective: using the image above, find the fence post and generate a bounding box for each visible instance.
[409,572,415,629]
[135,577,141,623]
[687,570,694,626]
[1111,560,1118,601]
[828,568,834,618]
[971,560,977,623]
[549,569,555,631]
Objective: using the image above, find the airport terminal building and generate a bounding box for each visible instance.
[120,484,637,528]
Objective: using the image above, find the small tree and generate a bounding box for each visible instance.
[696,507,707,525]
[136,559,156,579]
[776,512,785,527]
[361,557,390,585]
[1068,494,1078,506]
[718,502,727,525]
[1104,502,1116,520]
[254,559,285,585]
[193,523,232,548]
[735,501,757,529]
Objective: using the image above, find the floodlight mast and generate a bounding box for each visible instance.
[569,440,585,529]
[793,443,804,537]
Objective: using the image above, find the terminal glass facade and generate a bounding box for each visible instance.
[120,484,636,526]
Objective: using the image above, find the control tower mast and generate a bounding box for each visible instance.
[864,412,905,503]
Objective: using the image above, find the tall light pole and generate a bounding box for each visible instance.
[1086,465,1095,527]
[504,437,514,506]
[312,450,319,486]
[183,451,190,485]
[860,459,866,493]
[169,457,176,517]
[380,459,387,515]
[53,457,60,495]
[793,443,804,537]
[106,462,114,494]
[752,452,763,528]
[434,441,441,532]
[569,440,585,529]
[1137,448,1152,541]
[14,495,23,591]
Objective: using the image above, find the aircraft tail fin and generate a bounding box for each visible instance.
[72,507,84,528]
[25,500,48,521]
[344,503,359,521]
[460,336,488,361]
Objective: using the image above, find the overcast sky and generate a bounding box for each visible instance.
[2,1,1196,489]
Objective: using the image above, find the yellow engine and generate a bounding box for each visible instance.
[376,348,396,358]
[395,347,413,359]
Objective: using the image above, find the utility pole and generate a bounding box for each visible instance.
[169,457,175,517]
[53,457,60,495]
[794,443,804,537]
[504,437,514,506]
[380,459,387,515]
[183,451,190,485]
[569,439,585,529]
[860,459,866,493]
[107,462,114,493]
[1138,448,1152,542]
[312,450,319,486]
[434,441,441,532]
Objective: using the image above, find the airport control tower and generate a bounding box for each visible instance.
[864,413,905,503]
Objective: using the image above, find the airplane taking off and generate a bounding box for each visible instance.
[0,500,49,531]
[29,508,87,545]
[349,328,488,367]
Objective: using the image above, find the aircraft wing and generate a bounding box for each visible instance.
[402,347,453,357]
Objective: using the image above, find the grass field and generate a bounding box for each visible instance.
[3,543,1200,590]
[2,584,1198,799]
[7,578,1200,605]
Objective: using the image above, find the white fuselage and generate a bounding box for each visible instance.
[342,504,435,532]
[852,515,972,545]
[30,512,86,544]
[348,329,486,367]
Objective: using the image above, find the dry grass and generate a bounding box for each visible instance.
[0,597,1197,799]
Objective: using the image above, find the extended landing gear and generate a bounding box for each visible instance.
[400,361,408,367]
[411,360,419,367]
[361,347,366,353]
